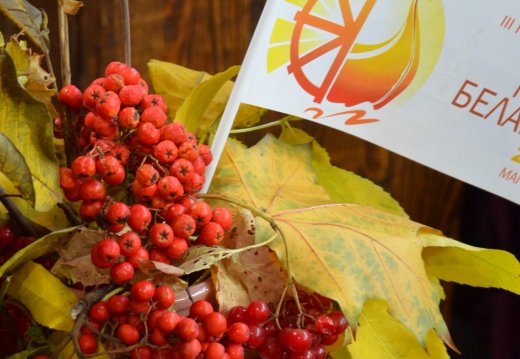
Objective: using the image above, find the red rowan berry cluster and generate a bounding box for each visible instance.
[79,282,348,358]
[57,62,233,284]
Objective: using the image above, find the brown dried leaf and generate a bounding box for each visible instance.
[61,0,83,15]
[51,228,110,286]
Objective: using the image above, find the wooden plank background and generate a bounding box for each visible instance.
[2,1,519,358]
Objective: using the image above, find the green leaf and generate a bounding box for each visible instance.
[279,127,406,216]
[0,49,61,211]
[0,0,50,51]
[175,65,240,134]
[147,60,265,134]
[0,226,79,278]
[0,132,35,204]
[7,261,77,331]
[421,230,520,294]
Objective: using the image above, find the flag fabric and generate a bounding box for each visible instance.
[207,0,520,205]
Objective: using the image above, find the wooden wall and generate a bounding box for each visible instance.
[2,1,519,358]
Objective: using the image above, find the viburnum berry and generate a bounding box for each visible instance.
[119,84,144,106]
[227,322,250,344]
[83,84,105,108]
[117,106,140,129]
[176,317,200,341]
[128,204,152,233]
[131,279,156,302]
[149,328,168,346]
[245,300,270,325]
[247,324,266,349]
[205,342,226,359]
[180,339,202,359]
[96,91,121,119]
[117,231,142,257]
[71,155,96,178]
[157,310,181,333]
[110,261,135,284]
[227,306,247,325]
[130,346,152,359]
[328,310,348,334]
[117,323,140,345]
[197,222,224,246]
[314,314,336,335]
[141,106,167,128]
[154,285,175,309]
[154,140,178,164]
[89,301,110,322]
[78,334,98,354]
[189,300,214,320]
[59,84,83,111]
[136,122,161,146]
[204,311,227,337]
[278,328,313,353]
[0,224,14,252]
[225,343,244,359]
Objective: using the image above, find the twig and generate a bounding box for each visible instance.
[120,0,131,65]
[0,186,36,237]
[58,1,71,86]
[57,202,82,226]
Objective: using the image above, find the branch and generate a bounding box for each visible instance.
[0,186,36,237]
[120,0,131,65]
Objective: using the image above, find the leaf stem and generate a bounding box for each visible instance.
[228,115,301,135]
[120,0,131,66]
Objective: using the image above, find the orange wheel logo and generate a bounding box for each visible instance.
[267,0,445,110]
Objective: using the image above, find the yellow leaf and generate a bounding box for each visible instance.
[7,261,77,331]
[346,299,446,358]
[421,230,520,294]
[279,127,406,216]
[0,226,79,278]
[0,49,61,211]
[147,60,265,133]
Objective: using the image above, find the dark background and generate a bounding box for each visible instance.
[1,1,519,357]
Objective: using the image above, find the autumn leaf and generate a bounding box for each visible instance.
[51,228,111,286]
[147,60,265,133]
[279,127,406,217]
[210,134,520,350]
[61,0,83,15]
[0,49,61,212]
[0,132,35,204]
[0,0,50,52]
[344,299,449,359]
[7,261,77,331]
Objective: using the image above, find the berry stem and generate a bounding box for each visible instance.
[0,186,36,237]
[120,0,132,66]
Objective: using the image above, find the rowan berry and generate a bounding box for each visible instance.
[141,106,167,128]
[89,301,110,322]
[104,73,125,93]
[154,285,176,309]
[177,196,196,211]
[148,223,173,248]
[104,61,126,76]
[117,106,140,129]
[165,237,188,259]
[78,334,98,354]
[107,144,130,165]
[110,261,135,284]
[79,201,103,220]
[179,141,199,162]
[198,144,213,165]
[157,175,184,201]
[59,167,76,189]
[93,116,118,138]
[117,231,142,257]
[173,213,196,238]
[189,300,213,320]
[176,318,200,341]
[149,328,168,346]
[107,294,130,315]
[117,323,140,345]
[80,178,106,202]
[165,203,186,224]
[154,140,178,164]
[160,122,186,145]
[192,155,206,176]
[211,207,233,230]
[184,173,205,193]
[138,78,149,96]
[157,310,181,333]
[136,122,161,146]
[128,204,152,233]
[227,322,250,344]
[142,94,167,113]
[136,164,160,186]
[170,158,194,183]
[103,165,126,186]
[92,237,121,268]
[83,84,105,108]
[189,201,212,229]
[119,65,141,85]
[180,339,202,359]
[58,84,83,111]
[131,279,156,302]
[205,342,226,359]
[96,91,121,119]
[127,246,150,268]
[71,155,96,178]
[131,181,157,201]
[204,312,227,337]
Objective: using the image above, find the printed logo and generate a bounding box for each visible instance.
[268,0,445,111]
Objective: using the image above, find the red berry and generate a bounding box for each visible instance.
[205,342,226,359]
[117,231,142,257]
[189,300,213,320]
[89,301,110,322]
[96,91,121,119]
[79,201,103,221]
[59,85,83,110]
[105,61,125,76]
[203,311,227,337]
[80,178,106,202]
[278,328,312,353]
[247,324,266,349]
[180,339,202,359]
[225,343,244,359]
[198,222,224,246]
[103,165,126,186]
[157,175,184,201]
[154,140,178,164]
[108,144,130,165]
[212,207,233,231]
[59,167,76,189]
[107,294,130,315]
[165,203,186,224]
[176,317,200,341]
[149,223,174,248]
[245,300,269,325]
[119,65,141,85]
[227,306,247,325]
[127,246,150,268]
[227,322,250,344]
[0,224,14,253]
[71,155,96,178]
[142,94,167,113]
[119,84,144,106]
[117,323,140,345]
[192,155,206,176]
[92,237,120,268]
[154,285,176,309]
[104,73,125,93]
[128,204,152,233]
[157,310,181,332]
[96,155,120,176]
[136,122,161,146]
[83,84,105,108]
[136,164,160,186]
[178,141,199,162]
[165,238,188,259]
[184,173,205,193]
[170,158,194,183]
[110,261,135,284]
[329,310,348,334]
[173,214,196,238]
[131,280,156,302]
[78,334,98,354]
[149,328,168,346]
[130,346,152,359]
[118,106,140,129]
[105,202,130,225]
[141,106,167,128]
[198,144,213,165]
